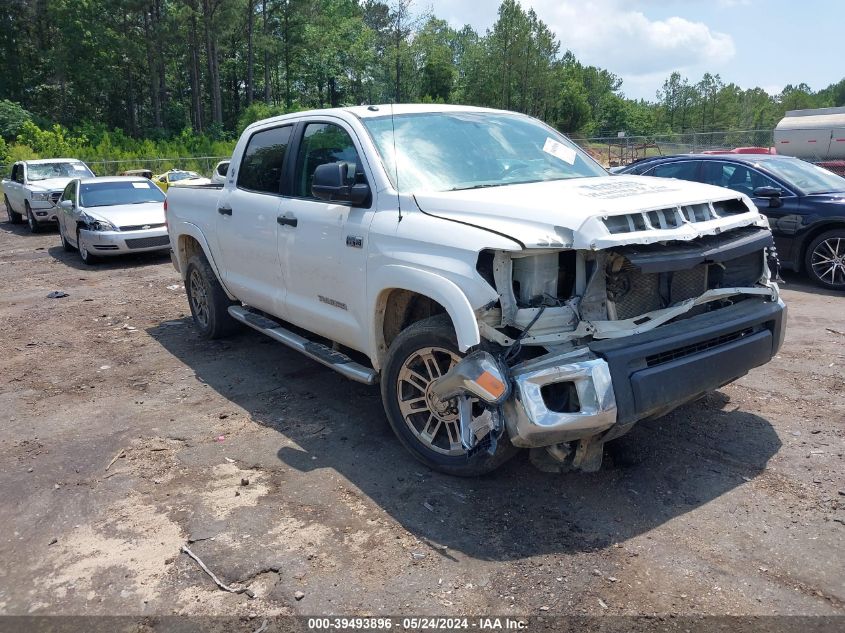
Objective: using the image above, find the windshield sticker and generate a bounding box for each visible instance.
[132,182,151,189]
[543,138,577,165]
[73,164,88,171]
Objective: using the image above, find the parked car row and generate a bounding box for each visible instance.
[617,154,845,290]
[2,159,232,265]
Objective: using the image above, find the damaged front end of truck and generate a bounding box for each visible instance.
[427,192,787,472]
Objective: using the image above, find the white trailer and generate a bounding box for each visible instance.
[774,106,845,160]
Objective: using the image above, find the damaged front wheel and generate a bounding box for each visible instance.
[381,315,518,476]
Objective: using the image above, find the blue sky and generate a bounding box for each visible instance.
[424,0,844,101]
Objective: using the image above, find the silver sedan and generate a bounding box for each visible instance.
[56,177,170,265]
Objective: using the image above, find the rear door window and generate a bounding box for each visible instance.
[237,126,292,194]
[646,161,699,181]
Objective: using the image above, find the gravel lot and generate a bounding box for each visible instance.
[0,213,843,619]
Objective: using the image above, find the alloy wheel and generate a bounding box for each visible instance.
[189,268,210,329]
[810,237,845,287]
[396,346,495,456]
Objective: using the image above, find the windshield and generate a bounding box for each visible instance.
[80,180,165,208]
[169,171,199,182]
[362,111,606,192]
[756,158,845,195]
[28,162,94,181]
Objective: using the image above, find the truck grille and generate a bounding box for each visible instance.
[602,199,748,235]
[119,223,166,231]
[125,236,170,249]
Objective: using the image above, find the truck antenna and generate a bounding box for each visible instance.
[390,102,402,222]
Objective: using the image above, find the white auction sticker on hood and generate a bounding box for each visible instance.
[543,137,577,165]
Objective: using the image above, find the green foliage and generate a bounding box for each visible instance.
[237,103,294,135]
[0,100,32,140]
[16,121,88,157]
[3,142,38,166]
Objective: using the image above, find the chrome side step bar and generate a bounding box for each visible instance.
[228,305,378,385]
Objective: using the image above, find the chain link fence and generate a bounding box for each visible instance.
[1,130,779,177]
[84,155,229,177]
[572,130,775,167]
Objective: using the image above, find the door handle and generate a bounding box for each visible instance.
[277,214,298,228]
[217,206,232,216]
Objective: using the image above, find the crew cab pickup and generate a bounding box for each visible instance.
[2,159,95,232]
[165,104,786,476]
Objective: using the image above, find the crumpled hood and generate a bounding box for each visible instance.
[82,202,165,228]
[413,175,768,249]
[28,177,74,192]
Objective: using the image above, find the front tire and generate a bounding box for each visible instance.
[4,196,22,224]
[805,229,845,291]
[77,229,100,265]
[25,202,40,233]
[380,315,518,476]
[184,253,236,339]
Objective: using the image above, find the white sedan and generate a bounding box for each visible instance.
[56,177,170,265]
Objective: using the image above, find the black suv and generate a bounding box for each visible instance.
[619,154,845,290]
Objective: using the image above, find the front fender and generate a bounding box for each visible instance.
[369,265,483,368]
[172,221,236,300]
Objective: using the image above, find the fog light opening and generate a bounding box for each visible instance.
[540,381,581,413]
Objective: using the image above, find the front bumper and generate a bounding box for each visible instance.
[503,297,786,448]
[30,199,58,222]
[79,227,170,255]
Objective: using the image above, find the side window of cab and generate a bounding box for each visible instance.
[291,122,366,200]
[60,181,76,203]
[237,125,292,194]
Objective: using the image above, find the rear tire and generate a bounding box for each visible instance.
[25,202,40,233]
[185,253,236,339]
[804,229,845,291]
[59,221,74,252]
[380,315,519,476]
[4,196,22,224]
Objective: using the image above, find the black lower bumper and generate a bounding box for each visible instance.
[589,297,786,426]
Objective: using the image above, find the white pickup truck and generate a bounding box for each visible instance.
[166,104,786,476]
[2,158,95,232]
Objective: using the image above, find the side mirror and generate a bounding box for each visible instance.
[59,199,73,211]
[312,162,370,206]
[753,186,782,198]
[753,186,783,208]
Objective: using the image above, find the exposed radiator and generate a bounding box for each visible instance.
[607,261,708,320]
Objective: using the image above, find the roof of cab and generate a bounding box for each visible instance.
[23,158,87,164]
[243,103,518,133]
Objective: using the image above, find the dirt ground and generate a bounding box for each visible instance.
[0,213,843,621]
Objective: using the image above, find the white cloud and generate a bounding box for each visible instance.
[425,0,737,98]
[536,0,735,79]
